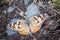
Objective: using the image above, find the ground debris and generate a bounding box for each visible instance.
[0,0,60,40]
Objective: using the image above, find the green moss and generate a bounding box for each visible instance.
[51,0,60,7]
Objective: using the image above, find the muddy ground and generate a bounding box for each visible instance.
[0,0,60,40]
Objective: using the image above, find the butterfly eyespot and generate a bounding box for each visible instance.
[13,26,15,28]
[34,17,37,20]
[18,27,20,29]
[18,21,20,25]
[37,21,39,23]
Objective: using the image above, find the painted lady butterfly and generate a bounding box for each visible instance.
[7,16,43,35]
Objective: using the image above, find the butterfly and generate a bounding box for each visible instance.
[7,3,44,35]
[7,15,43,35]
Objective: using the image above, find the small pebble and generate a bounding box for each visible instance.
[7,7,15,13]
[5,30,16,36]
[25,3,40,18]
[11,18,20,23]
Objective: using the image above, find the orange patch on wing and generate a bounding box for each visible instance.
[19,29,29,35]
[30,16,44,33]
[31,24,40,33]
